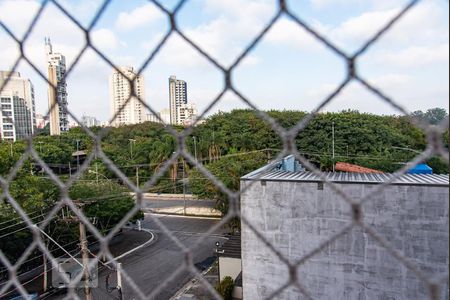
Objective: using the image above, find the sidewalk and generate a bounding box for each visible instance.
[146,206,222,218]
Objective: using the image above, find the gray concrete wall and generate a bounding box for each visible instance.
[240,180,449,300]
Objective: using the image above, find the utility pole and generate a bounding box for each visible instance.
[79,218,93,300]
[95,163,99,185]
[43,245,48,292]
[182,158,186,215]
[117,263,123,299]
[76,140,80,171]
[9,142,13,157]
[129,139,136,159]
[332,122,335,172]
[136,166,139,187]
[193,136,197,161]
[61,201,94,300]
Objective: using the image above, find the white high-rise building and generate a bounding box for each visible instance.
[81,115,100,127]
[169,76,187,125]
[0,71,36,141]
[45,37,69,135]
[179,103,198,126]
[109,67,146,126]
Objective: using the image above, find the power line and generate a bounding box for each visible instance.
[0,215,58,240]
[0,209,45,227]
[0,213,47,233]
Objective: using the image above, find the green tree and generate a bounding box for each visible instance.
[69,181,143,234]
[412,108,448,125]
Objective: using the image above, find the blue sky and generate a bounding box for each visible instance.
[0,0,448,123]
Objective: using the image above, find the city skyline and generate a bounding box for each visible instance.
[0,0,448,124]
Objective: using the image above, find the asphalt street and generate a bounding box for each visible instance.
[47,213,226,300]
[118,214,225,300]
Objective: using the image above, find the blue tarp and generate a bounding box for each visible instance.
[407,164,433,174]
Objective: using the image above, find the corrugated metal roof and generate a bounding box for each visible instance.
[242,157,449,186]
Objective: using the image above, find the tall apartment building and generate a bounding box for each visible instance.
[109,67,146,126]
[45,37,69,135]
[0,71,36,141]
[168,76,187,125]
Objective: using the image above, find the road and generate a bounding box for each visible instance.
[48,213,226,300]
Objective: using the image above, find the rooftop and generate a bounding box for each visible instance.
[242,155,449,186]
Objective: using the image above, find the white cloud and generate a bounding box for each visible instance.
[310,0,365,9]
[374,44,449,68]
[307,76,413,114]
[369,73,411,89]
[91,28,120,50]
[115,3,164,31]
[327,1,448,50]
[310,0,407,10]
[204,0,273,19]
[265,18,323,51]
[57,0,103,26]
[171,0,274,66]
[330,8,398,43]
[0,0,40,38]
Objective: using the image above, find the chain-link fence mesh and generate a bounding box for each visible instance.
[0,0,449,299]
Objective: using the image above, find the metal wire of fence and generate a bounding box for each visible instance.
[0,0,448,299]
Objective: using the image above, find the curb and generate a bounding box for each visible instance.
[105,227,155,265]
[144,211,222,220]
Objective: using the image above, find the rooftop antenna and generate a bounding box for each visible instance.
[45,36,52,54]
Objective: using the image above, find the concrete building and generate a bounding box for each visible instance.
[35,113,49,129]
[160,108,171,124]
[81,115,100,127]
[45,37,68,135]
[0,71,36,141]
[217,235,243,299]
[179,103,198,127]
[168,76,187,125]
[146,113,160,123]
[241,156,449,299]
[109,67,146,126]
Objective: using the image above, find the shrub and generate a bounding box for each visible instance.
[216,276,234,300]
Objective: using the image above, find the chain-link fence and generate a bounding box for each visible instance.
[0,0,449,299]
